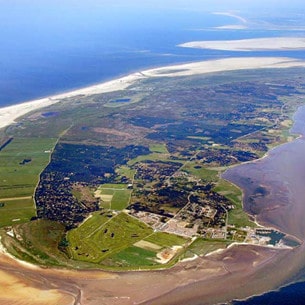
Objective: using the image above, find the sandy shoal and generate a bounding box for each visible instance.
[0,269,74,305]
[0,241,304,305]
[179,37,305,51]
[1,56,305,130]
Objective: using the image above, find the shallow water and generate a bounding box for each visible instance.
[224,106,305,304]
[223,105,305,240]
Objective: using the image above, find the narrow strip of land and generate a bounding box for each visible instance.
[179,37,305,51]
[0,196,32,201]
[1,57,305,130]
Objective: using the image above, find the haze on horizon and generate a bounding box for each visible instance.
[2,0,304,10]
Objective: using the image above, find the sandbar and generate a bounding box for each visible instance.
[212,11,248,24]
[1,57,305,130]
[179,37,305,51]
[214,25,248,30]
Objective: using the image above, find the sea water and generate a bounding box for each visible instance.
[232,281,305,305]
[1,1,305,107]
[228,105,305,305]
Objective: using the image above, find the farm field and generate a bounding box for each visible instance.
[0,137,56,196]
[0,137,56,226]
[0,198,35,227]
[95,184,132,210]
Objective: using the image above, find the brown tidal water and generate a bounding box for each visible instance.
[223,105,305,241]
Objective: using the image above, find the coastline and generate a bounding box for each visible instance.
[1,57,305,130]
[0,72,145,130]
[1,57,305,305]
[217,105,305,304]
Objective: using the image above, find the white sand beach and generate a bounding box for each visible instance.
[0,72,145,130]
[1,56,305,130]
[179,37,305,51]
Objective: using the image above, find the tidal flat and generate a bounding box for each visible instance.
[223,105,305,241]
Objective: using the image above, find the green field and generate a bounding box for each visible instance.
[0,137,57,227]
[183,238,231,258]
[116,165,136,180]
[106,246,158,267]
[127,152,169,165]
[67,212,154,263]
[97,184,132,210]
[100,231,189,268]
[111,190,131,210]
[183,162,219,182]
[0,137,56,197]
[149,143,169,154]
[0,198,35,226]
[213,179,255,228]
[144,232,188,248]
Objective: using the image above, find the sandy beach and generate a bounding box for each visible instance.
[1,57,305,130]
[0,72,145,130]
[179,37,305,51]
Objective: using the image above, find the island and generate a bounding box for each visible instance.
[1,57,305,304]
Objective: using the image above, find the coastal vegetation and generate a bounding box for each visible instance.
[0,67,305,270]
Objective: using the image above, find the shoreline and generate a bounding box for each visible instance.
[1,56,305,130]
[1,57,305,304]
[0,236,40,271]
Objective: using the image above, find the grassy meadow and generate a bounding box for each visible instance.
[96,183,132,210]
[0,137,57,227]
[67,212,154,263]
[66,211,189,268]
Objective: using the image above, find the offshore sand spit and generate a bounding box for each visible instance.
[1,57,305,130]
[179,37,305,51]
[1,57,305,304]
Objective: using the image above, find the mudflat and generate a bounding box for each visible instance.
[0,242,297,305]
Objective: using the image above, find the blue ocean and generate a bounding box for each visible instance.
[2,1,305,304]
[232,280,305,305]
[1,1,305,107]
